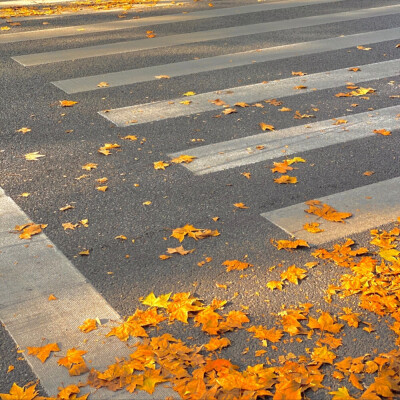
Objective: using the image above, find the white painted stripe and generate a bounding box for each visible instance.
[53,28,400,94]
[261,177,400,245]
[99,59,400,127]
[12,5,400,66]
[0,187,177,399]
[0,0,344,44]
[170,105,400,175]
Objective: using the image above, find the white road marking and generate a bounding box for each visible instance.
[0,187,177,399]
[52,28,400,94]
[99,59,400,126]
[12,4,400,66]
[261,177,400,245]
[0,0,344,44]
[169,105,400,175]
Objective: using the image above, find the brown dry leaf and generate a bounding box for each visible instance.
[24,152,45,161]
[15,222,47,239]
[159,254,172,260]
[259,122,275,131]
[82,163,97,170]
[79,318,98,333]
[241,172,251,179]
[357,45,371,51]
[222,259,253,272]
[374,129,391,136]
[155,75,170,79]
[210,98,227,106]
[274,175,297,184]
[170,155,197,164]
[265,99,282,106]
[17,127,31,134]
[303,222,324,233]
[167,246,194,255]
[279,107,292,112]
[97,81,109,87]
[292,71,307,76]
[234,102,249,107]
[272,239,309,250]
[79,249,90,256]
[27,342,60,363]
[233,202,248,209]
[60,100,78,107]
[305,199,352,223]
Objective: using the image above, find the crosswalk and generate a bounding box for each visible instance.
[1,0,400,396]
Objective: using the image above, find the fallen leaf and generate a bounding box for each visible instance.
[265,99,282,106]
[24,152,45,161]
[222,107,237,115]
[294,110,315,119]
[154,161,170,170]
[180,100,192,105]
[171,224,219,242]
[82,163,97,170]
[274,175,297,184]
[115,235,127,240]
[62,222,78,230]
[20,193,30,197]
[6,365,14,373]
[210,98,227,106]
[79,318,98,333]
[303,222,324,233]
[204,337,231,351]
[233,202,248,209]
[15,222,47,239]
[234,102,249,107]
[281,265,307,284]
[27,343,60,363]
[294,85,307,90]
[348,67,361,72]
[48,294,57,301]
[141,292,171,308]
[266,280,283,291]
[159,254,172,260]
[143,201,152,205]
[373,129,391,136]
[222,259,253,272]
[241,172,251,179]
[271,160,293,173]
[59,100,78,107]
[122,135,138,141]
[97,81,109,87]
[79,249,90,256]
[59,204,74,211]
[183,91,196,96]
[155,75,170,79]
[279,107,292,112]
[17,127,31,134]
[167,246,194,255]
[305,200,352,222]
[357,45,371,51]
[271,239,309,250]
[259,122,275,131]
[363,171,374,176]
[170,155,197,164]
[0,383,38,400]
[292,71,307,76]
[333,119,348,125]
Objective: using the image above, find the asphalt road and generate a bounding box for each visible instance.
[0,0,399,397]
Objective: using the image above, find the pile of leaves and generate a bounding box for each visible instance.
[3,224,400,400]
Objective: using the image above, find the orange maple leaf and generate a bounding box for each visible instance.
[170,155,197,164]
[222,259,253,272]
[305,200,352,223]
[274,175,297,184]
[247,325,283,343]
[280,265,307,284]
[27,342,60,363]
[204,337,231,351]
[79,318,98,333]
[0,383,38,400]
[271,239,309,251]
[308,312,343,333]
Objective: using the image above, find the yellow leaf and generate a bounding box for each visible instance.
[170,155,196,164]
[233,202,248,209]
[62,222,78,230]
[333,119,348,125]
[266,280,283,291]
[154,161,170,170]
[348,67,361,72]
[183,91,196,96]
[222,259,253,272]
[81,163,97,170]
[159,254,171,260]
[24,152,45,161]
[292,71,307,76]
[351,87,375,96]
[27,342,60,363]
[1,26,11,31]
[279,107,292,112]
[155,75,170,79]
[357,45,371,51]
[97,81,109,87]
[0,383,38,400]
[79,249,90,256]
[205,337,231,351]
[20,193,30,197]
[6,365,14,373]
[222,107,237,115]
[180,100,192,105]
[17,127,31,134]
[143,201,152,205]
[234,102,249,107]
[274,175,297,184]
[259,122,275,131]
[141,292,171,308]
[329,386,357,400]
[303,222,324,233]
[294,85,307,89]
[122,135,138,141]
[241,172,251,179]
[272,239,309,250]
[311,346,336,364]
[305,199,352,223]
[79,318,98,333]
[59,100,78,107]
[115,235,127,240]
[373,129,391,136]
[48,294,57,301]
[15,223,46,239]
[280,265,307,284]
[96,186,108,192]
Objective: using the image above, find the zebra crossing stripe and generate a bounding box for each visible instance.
[52,28,400,94]
[0,0,344,44]
[0,187,177,399]
[99,59,400,127]
[169,105,400,175]
[261,177,400,245]
[12,4,400,66]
